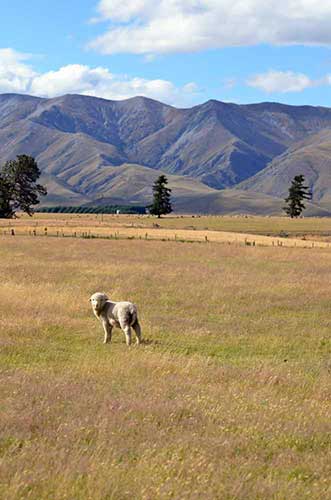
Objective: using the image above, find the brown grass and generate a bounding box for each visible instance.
[1,233,331,499]
[6,212,331,235]
[1,213,331,248]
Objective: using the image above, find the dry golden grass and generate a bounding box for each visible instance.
[5,212,331,234]
[1,233,331,499]
[1,213,331,248]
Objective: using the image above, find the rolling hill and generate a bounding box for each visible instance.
[37,164,287,215]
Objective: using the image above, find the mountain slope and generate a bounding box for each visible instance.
[239,129,331,208]
[67,163,330,217]
[173,189,331,216]
[2,93,331,212]
[74,163,216,205]
[39,162,310,216]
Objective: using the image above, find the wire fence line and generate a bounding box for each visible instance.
[0,226,329,249]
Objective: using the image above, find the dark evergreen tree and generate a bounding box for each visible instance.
[0,174,14,218]
[0,155,47,218]
[149,174,172,218]
[283,174,312,218]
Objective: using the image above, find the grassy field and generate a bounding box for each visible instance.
[3,212,331,236]
[1,223,331,499]
[2,213,331,247]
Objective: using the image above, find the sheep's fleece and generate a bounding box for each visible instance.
[90,292,142,346]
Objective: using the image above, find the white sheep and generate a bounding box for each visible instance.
[90,292,142,346]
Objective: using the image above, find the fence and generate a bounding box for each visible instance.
[1,226,330,249]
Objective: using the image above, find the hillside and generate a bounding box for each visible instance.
[1,93,331,213]
[239,129,331,208]
[36,165,277,215]
[38,163,329,216]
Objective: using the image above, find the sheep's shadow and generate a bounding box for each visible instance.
[111,338,159,347]
[140,338,159,346]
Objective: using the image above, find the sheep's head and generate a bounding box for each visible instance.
[90,292,108,314]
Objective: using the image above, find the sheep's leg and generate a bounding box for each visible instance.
[102,319,113,344]
[122,325,132,346]
[132,321,142,345]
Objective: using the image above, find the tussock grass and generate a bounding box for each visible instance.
[1,236,331,499]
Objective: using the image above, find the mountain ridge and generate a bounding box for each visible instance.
[1,92,331,214]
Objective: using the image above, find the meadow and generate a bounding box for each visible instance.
[1,216,331,499]
[2,213,331,247]
[4,212,331,236]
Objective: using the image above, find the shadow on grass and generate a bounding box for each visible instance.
[140,338,159,346]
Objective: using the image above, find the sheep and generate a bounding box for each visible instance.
[90,292,142,346]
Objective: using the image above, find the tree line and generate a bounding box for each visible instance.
[38,205,146,215]
[0,154,312,219]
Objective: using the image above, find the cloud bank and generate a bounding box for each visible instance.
[1,48,330,105]
[90,0,331,55]
[0,48,200,106]
[247,70,331,93]
[247,71,313,93]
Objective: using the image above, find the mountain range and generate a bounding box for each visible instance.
[1,92,331,215]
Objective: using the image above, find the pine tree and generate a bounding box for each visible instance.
[0,155,47,218]
[149,174,172,218]
[0,174,14,218]
[283,174,312,218]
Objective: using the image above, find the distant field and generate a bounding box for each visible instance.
[1,235,331,499]
[3,212,331,235]
[1,213,331,247]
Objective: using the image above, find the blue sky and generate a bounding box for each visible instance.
[1,0,331,107]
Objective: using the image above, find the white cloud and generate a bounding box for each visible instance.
[95,0,156,23]
[247,70,331,93]
[0,48,201,106]
[89,0,331,55]
[0,48,36,93]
